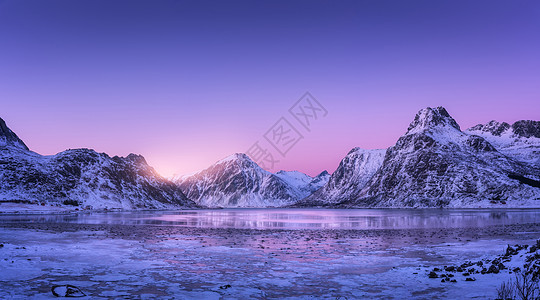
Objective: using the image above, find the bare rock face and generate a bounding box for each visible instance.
[0,118,197,209]
[512,120,540,138]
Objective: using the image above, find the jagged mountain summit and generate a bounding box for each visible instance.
[174,154,329,208]
[3,107,539,210]
[0,117,197,209]
[303,107,540,208]
[275,170,330,199]
[298,148,385,206]
[0,118,28,150]
[466,120,540,168]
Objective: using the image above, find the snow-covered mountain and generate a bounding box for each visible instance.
[466,120,540,168]
[297,148,385,206]
[0,118,28,150]
[4,107,539,210]
[0,117,197,209]
[302,107,540,208]
[275,170,330,198]
[174,154,329,208]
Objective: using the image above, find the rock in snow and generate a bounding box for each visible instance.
[51,285,86,297]
[0,117,197,210]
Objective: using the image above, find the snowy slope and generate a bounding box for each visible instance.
[303,107,540,208]
[0,118,28,150]
[275,170,330,199]
[297,148,386,206]
[0,117,197,210]
[466,120,540,168]
[174,154,327,208]
[357,107,540,207]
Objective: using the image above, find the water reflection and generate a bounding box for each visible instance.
[1,209,539,230]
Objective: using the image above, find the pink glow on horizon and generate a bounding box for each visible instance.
[1,1,539,177]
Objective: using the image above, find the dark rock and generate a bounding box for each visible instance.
[219,284,232,290]
[512,120,540,138]
[444,266,455,272]
[465,277,476,282]
[428,271,438,278]
[51,285,86,297]
[466,135,496,152]
[488,264,499,274]
[462,272,470,276]
[505,245,518,257]
[0,117,29,150]
[468,121,510,136]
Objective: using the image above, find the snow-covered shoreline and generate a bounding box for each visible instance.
[1,214,540,299]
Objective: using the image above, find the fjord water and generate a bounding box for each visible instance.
[2,209,540,299]
[2,208,539,229]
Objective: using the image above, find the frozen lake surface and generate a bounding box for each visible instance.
[1,208,540,299]
[3,208,540,229]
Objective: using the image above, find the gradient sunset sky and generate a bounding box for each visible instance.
[1,0,539,177]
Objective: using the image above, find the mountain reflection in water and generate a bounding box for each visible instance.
[1,208,537,230]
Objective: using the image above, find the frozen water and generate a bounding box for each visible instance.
[0,209,539,299]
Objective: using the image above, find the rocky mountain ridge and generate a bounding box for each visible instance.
[299,107,540,208]
[0,117,197,210]
[174,153,329,208]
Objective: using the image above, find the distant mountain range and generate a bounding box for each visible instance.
[1,106,539,209]
[0,118,197,209]
[298,107,540,207]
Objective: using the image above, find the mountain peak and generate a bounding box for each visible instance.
[468,120,511,136]
[406,106,461,135]
[512,120,540,138]
[218,153,252,164]
[316,170,329,177]
[0,117,29,150]
[126,153,148,164]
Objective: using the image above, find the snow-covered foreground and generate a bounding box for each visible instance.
[1,209,540,299]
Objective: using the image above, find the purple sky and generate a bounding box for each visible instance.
[1,0,539,177]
